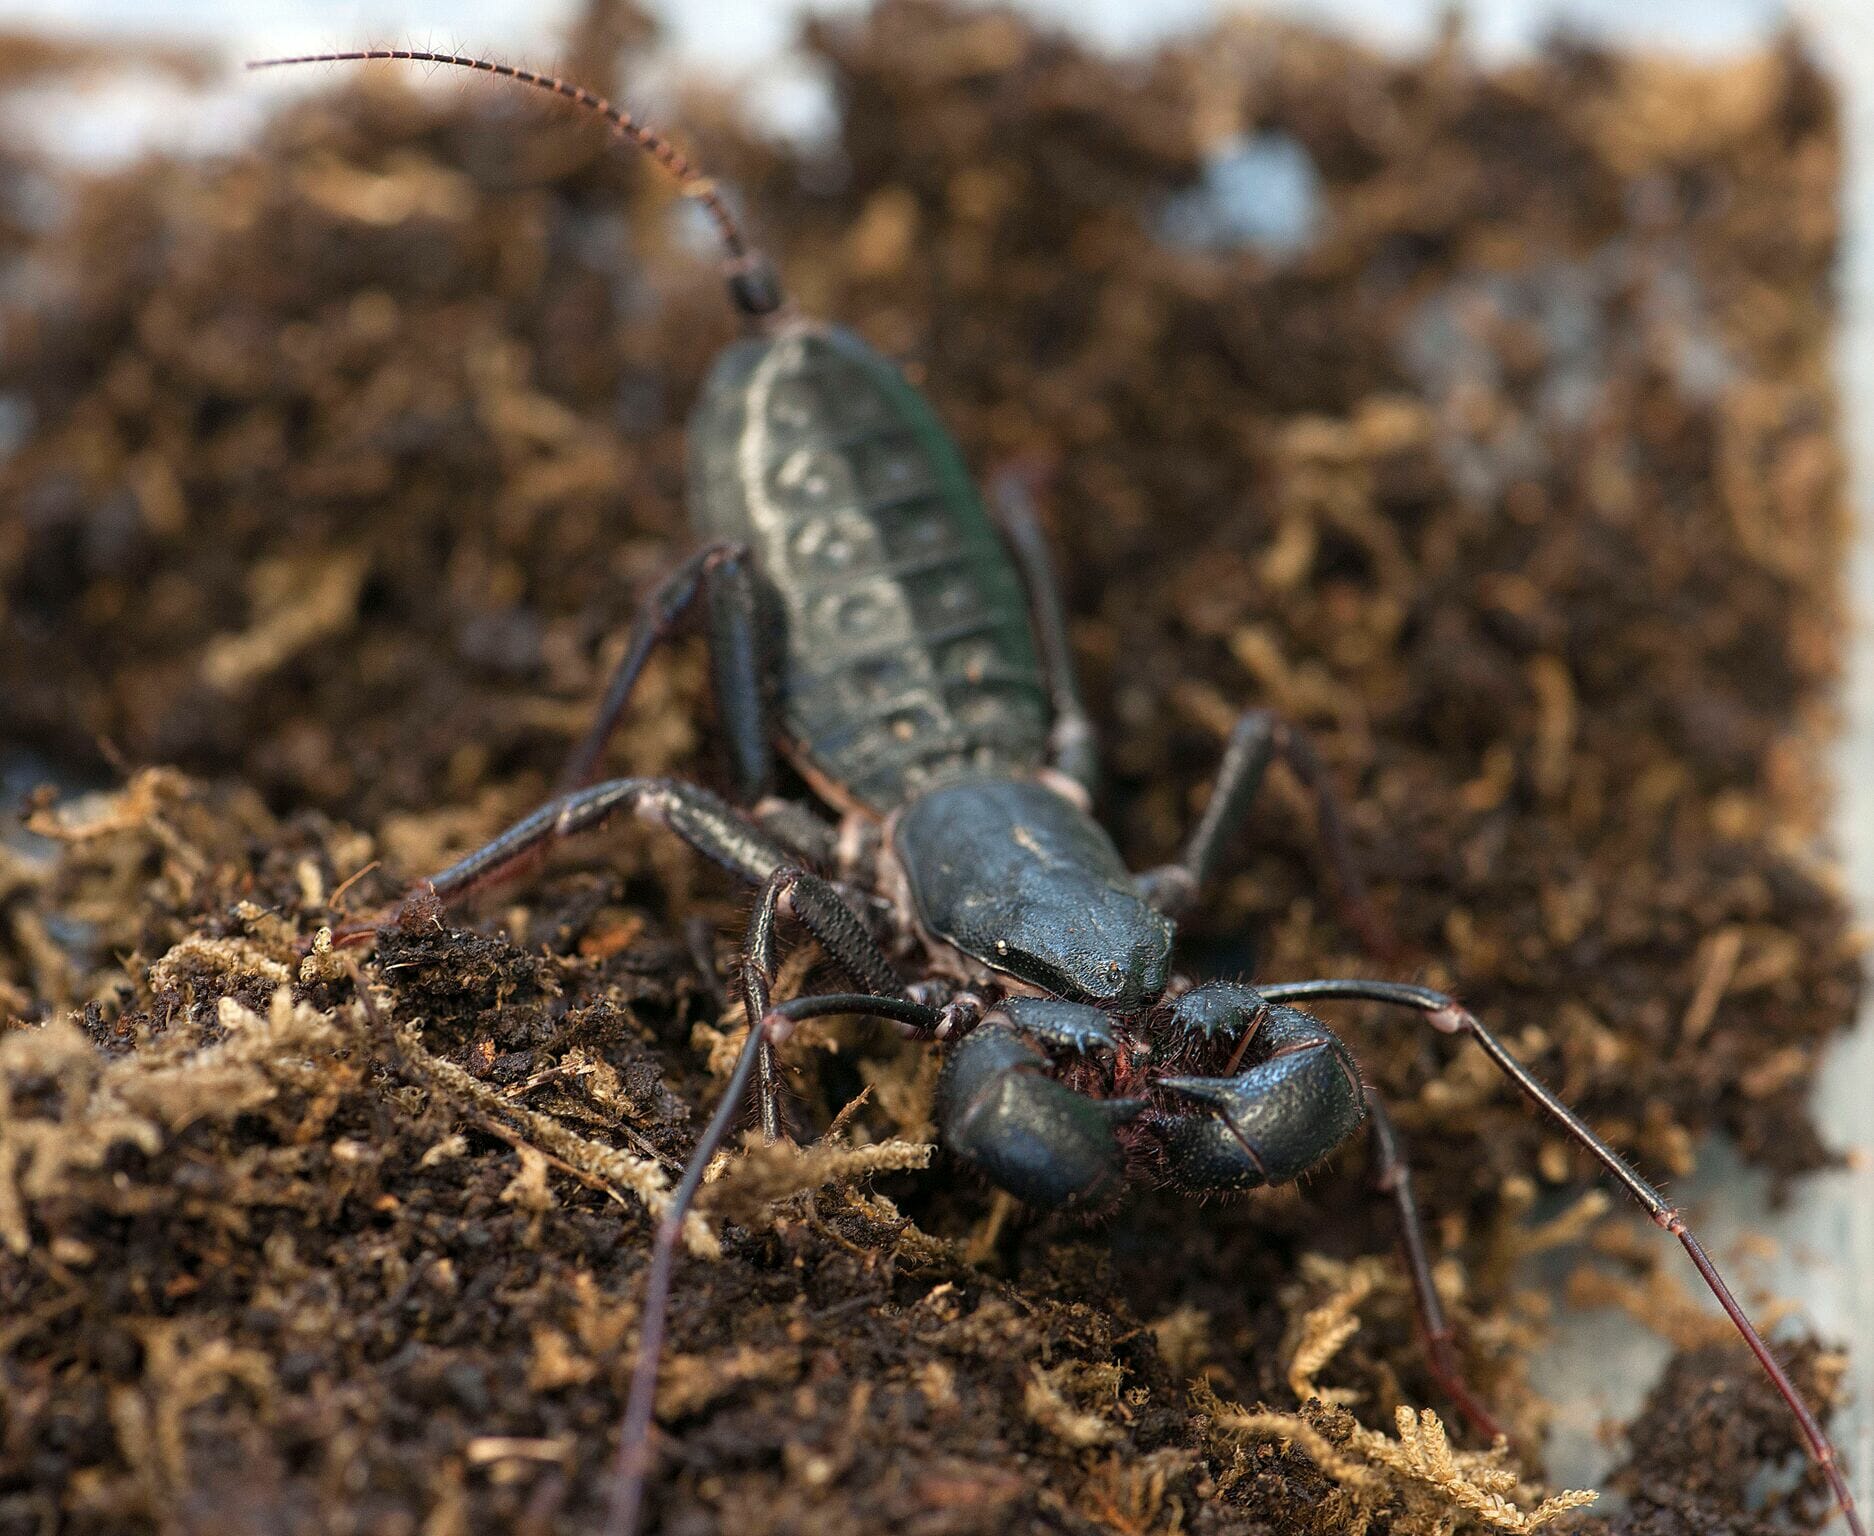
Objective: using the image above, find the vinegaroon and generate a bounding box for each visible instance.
[249,50,1864,1536]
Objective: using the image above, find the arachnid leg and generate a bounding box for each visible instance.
[1257,977,1864,1536]
[740,865,906,1140]
[989,467,1098,797]
[1365,1092,1504,1442]
[750,797,842,867]
[605,987,943,1536]
[411,776,797,907]
[408,780,904,1143]
[560,539,774,801]
[1155,981,1366,1191]
[1135,711,1398,961]
[339,774,802,946]
[605,875,923,1536]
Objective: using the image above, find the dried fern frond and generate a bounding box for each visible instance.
[1286,1254,1391,1403]
[1193,1247,1597,1535]
[1197,1385,1596,1534]
[694,1132,934,1224]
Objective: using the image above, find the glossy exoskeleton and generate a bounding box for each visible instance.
[249,51,1864,1536]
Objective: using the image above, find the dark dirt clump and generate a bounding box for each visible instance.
[1605,1340,1849,1535]
[0,3,1861,1534]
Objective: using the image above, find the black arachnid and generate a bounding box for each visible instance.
[246,50,1863,1536]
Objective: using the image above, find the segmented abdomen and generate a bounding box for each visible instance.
[688,322,1048,811]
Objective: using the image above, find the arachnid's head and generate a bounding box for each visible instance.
[893,778,1174,1010]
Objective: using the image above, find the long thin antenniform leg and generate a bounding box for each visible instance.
[246,51,785,316]
[1364,1090,1505,1443]
[1136,710,1399,962]
[1258,977,1864,1536]
[988,468,1099,796]
[559,540,773,801]
[603,987,943,1536]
